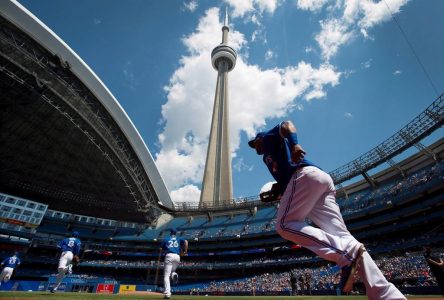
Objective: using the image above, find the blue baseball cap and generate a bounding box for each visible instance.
[248,132,266,148]
[72,231,79,238]
[169,228,177,235]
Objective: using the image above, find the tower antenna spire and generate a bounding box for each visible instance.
[224,7,228,27]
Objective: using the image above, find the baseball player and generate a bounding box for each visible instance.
[424,246,444,296]
[0,252,21,287]
[160,228,188,299]
[248,120,405,300]
[50,231,81,293]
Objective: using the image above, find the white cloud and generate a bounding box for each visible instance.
[224,0,279,17]
[224,0,255,17]
[260,181,276,193]
[170,185,201,204]
[359,0,409,31]
[312,0,410,61]
[183,0,198,12]
[93,18,101,25]
[255,0,279,14]
[343,69,355,78]
[315,19,354,61]
[344,112,353,118]
[252,28,267,43]
[155,8,341,204]
[264,49,275,61]
[305,46,314,53]
[362,58,372,69]
[122,61,137,90]
[393,70,402,75]
[233,157,254,172]
[297,0,329,12]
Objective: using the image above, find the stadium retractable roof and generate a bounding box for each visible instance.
[0,1,173,223]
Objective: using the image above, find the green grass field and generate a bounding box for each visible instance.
[0,292,442,300]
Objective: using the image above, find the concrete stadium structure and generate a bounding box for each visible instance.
[0,0,172,223]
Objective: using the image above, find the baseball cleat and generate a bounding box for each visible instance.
[163,294,171,299]
[171,272,179,285]
[341,245,366,293]
[67,264,73,275]
[50,288,56,293]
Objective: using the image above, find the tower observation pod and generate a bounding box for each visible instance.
[199,10,237,209]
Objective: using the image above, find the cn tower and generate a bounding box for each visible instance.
[199,10,237,208]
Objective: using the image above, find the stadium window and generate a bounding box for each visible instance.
[80,216,86,222]
[23,210,32,216]
[13,208,22,214]
[37,205,45,211]
[5,197,15,204]
[33,212,42,219]
[2,206,11,212]
[55,212,62,218]
[75,216,80,221]
[26,202,36,209]
[17,200,26,206]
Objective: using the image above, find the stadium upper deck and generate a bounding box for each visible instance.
[0,1,172,223]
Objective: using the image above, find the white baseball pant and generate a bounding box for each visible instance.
[0,267,14,284]
[54,251,73,289]
[163,253,180,296]
[275,166,405,300]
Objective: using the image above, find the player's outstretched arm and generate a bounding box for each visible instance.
[181,240,189,256]
[280,120,306,163]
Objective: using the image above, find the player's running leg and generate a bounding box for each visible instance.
[276,167,362,267]
[356,252,406,300]
[51,251,73,292]
[163,254,173,298]
[0,267,13,286]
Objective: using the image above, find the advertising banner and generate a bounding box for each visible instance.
[119,284,136,293]
[96,283,114,294]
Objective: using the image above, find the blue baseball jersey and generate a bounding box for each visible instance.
[2,256,20,268]
[262,123,316,190]
[161,235,185,255]
[58,237,81,255]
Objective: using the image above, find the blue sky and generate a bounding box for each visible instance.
[18,0,444,204]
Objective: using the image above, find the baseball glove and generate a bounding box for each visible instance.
[72,255,80,266]
[260,183,282,202]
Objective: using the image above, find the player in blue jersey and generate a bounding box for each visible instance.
[249,120,405,300]
[160,228,188,299]
[0,252,21,287]
[50,231,81,293]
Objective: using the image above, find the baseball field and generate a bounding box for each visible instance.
[0,292,442,300]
